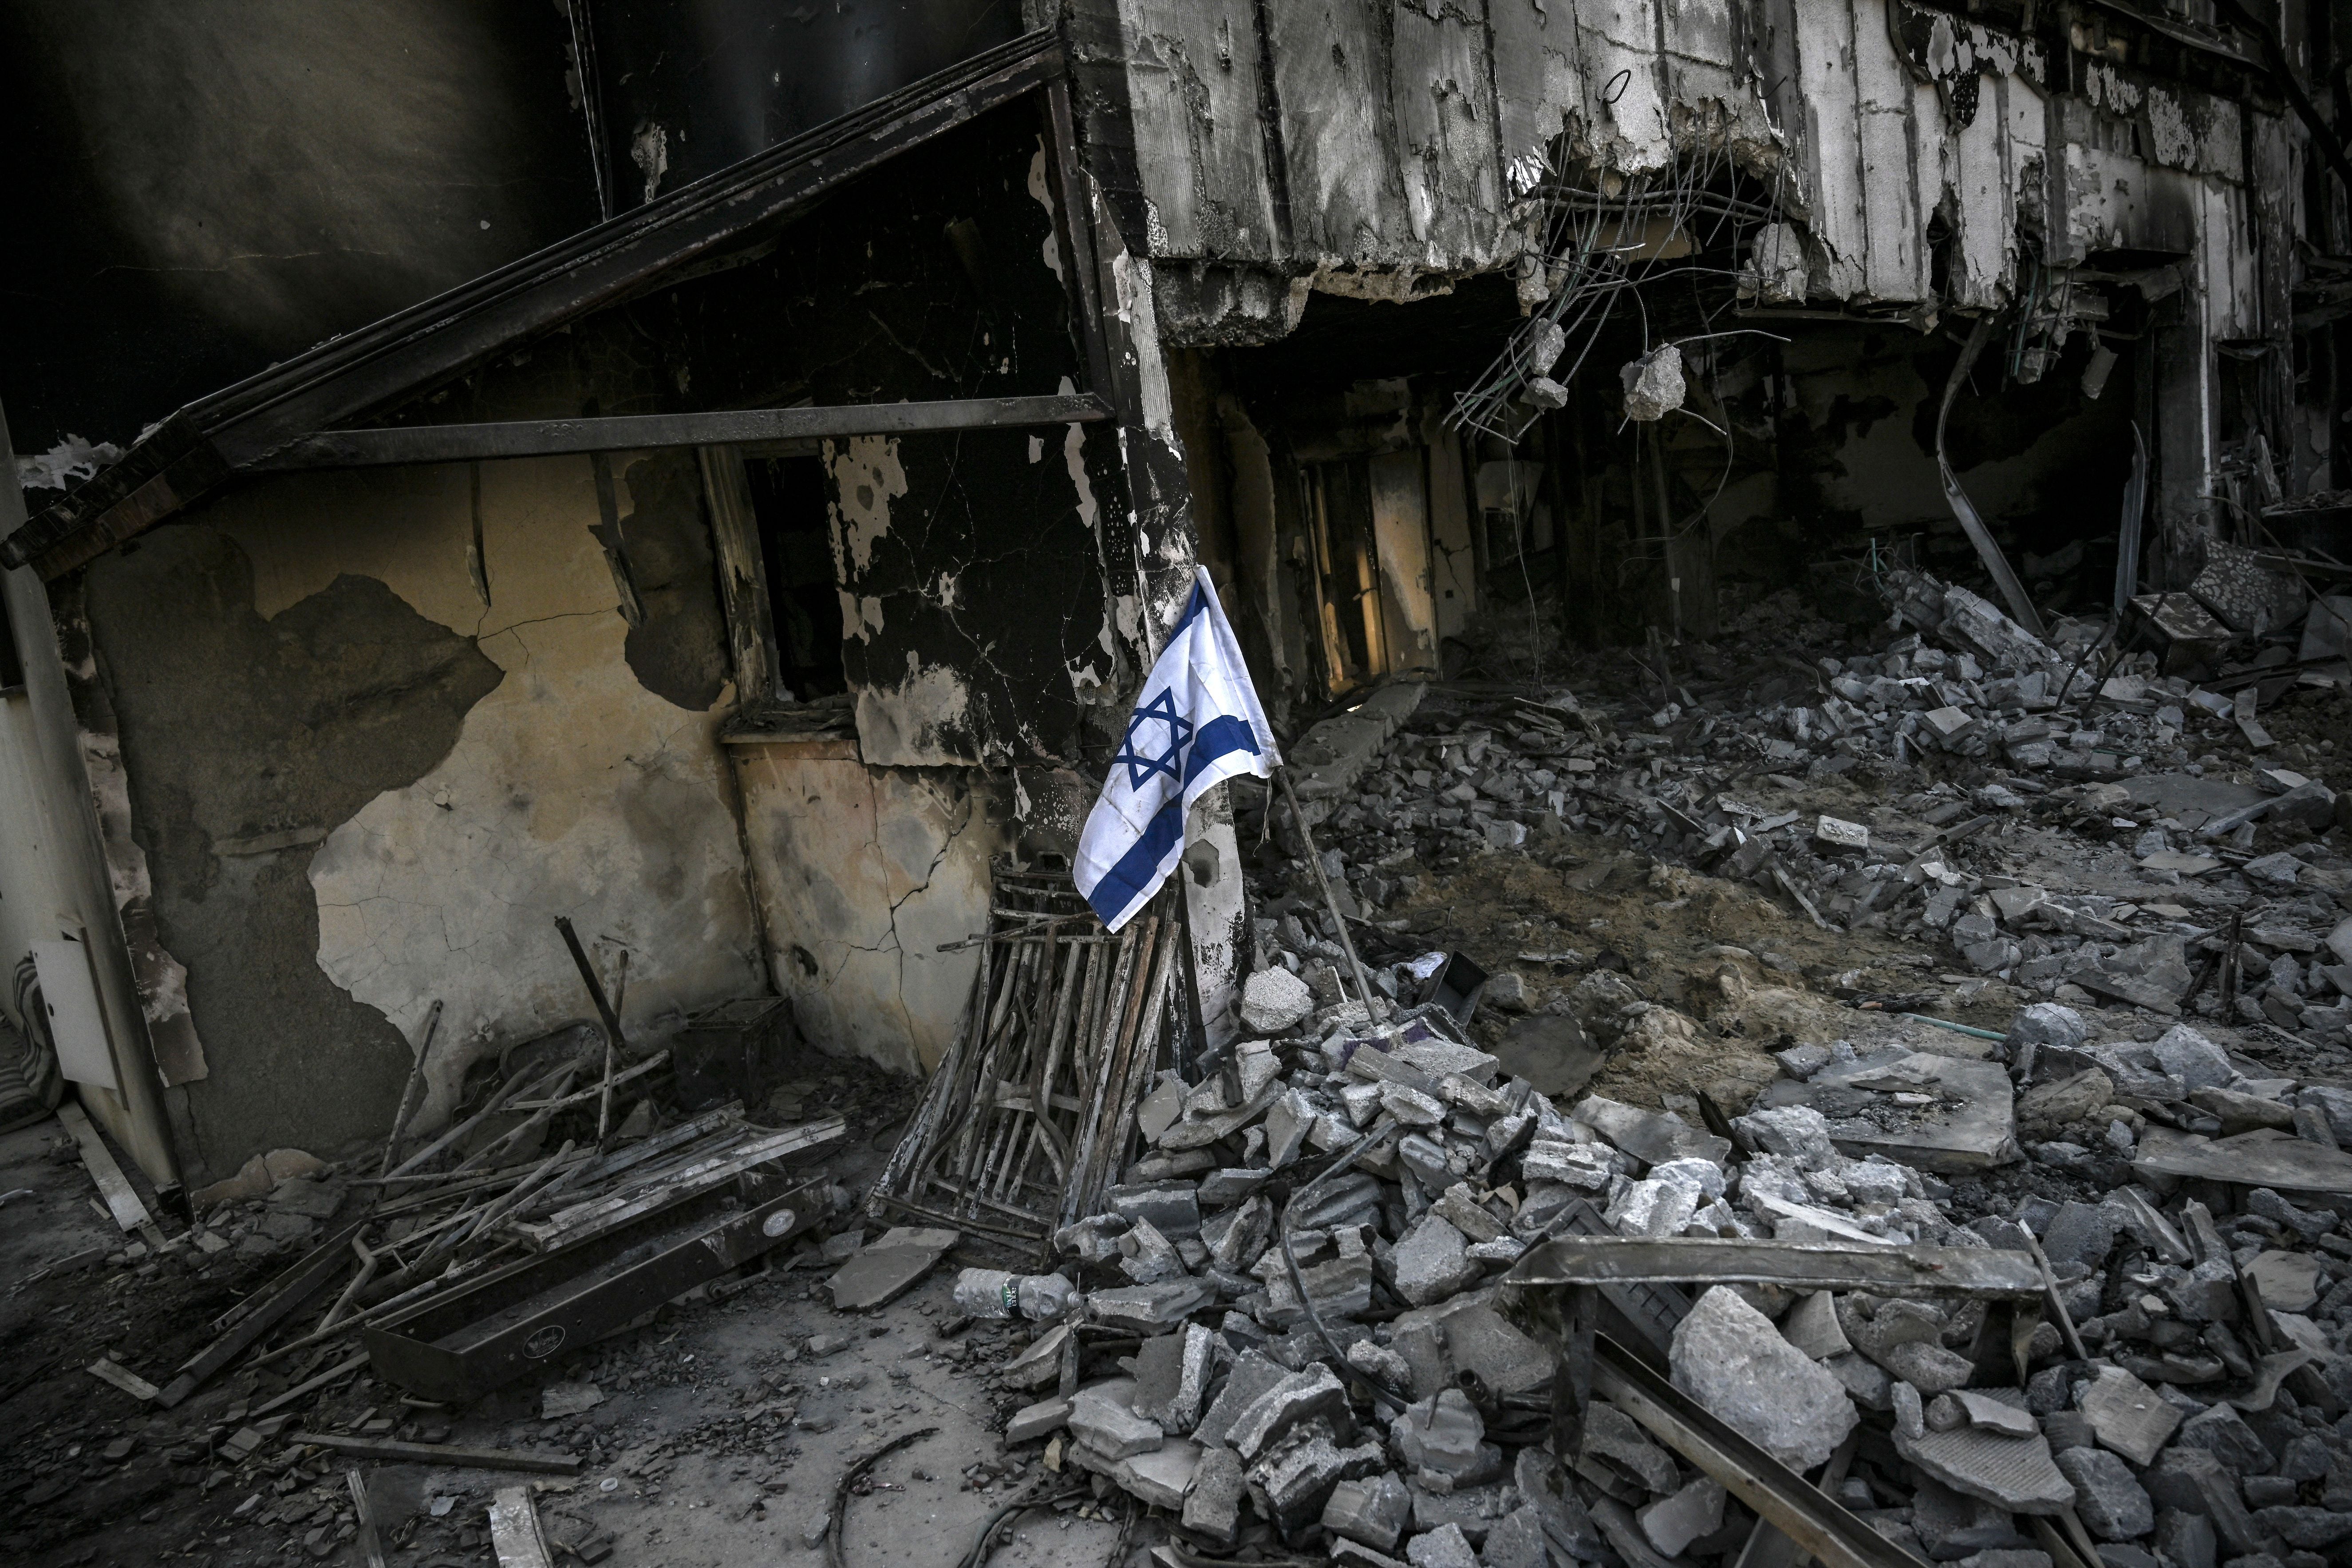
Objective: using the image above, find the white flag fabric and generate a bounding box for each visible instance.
[1076,567,1278,931]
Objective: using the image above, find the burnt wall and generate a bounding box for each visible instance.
[82,525,504,1172]
[2,0,599,460]
[373,103,1128,769]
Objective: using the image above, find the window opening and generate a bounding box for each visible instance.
[742,454,846,699]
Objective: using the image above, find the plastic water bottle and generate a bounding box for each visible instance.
[952,1268,1079,1320]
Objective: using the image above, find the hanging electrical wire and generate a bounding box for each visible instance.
[1449,134,1792,445]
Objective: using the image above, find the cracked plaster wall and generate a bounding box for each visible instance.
[731,750,999,1076]
[82,456,766,1178]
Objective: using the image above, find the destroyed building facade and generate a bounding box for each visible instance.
[0,0,2341,1210]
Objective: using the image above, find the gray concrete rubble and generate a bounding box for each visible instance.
[884,565,2352,1568]
[9,571,2350,1568]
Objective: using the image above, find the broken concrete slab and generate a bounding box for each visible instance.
[824,1226,961,1311]
[1896,1424,2077,1515]
[2133,1127,2352,1197]
[1388,1292,1552,1402]
[1572,1095,1732,1166]
[1117,1438,1203,1509]
[1668,1286,1858,1471]
[1068,1379,1163,1459]
[1323,1472,1412,1550]
[2078,1365,2180,1467]
[1638,1477,1727,1556]
[1760,1051,2020,1173]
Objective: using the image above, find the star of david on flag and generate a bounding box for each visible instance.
[1076,567,1279,931]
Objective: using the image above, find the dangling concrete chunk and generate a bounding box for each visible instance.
[1668,1285,1858,1471]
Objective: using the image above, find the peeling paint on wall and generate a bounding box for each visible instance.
[826,435,907,576]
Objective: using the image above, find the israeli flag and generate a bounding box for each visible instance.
[1076,567,1278,931]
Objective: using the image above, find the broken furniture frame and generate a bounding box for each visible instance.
[874,862,1181,1256]
[361,1168,826,1401]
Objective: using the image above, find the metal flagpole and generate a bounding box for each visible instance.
[1273,763,1386,1023]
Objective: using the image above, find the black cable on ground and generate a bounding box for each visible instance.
[955,1477,1090,1568]
[825,1426,938,1568]
[1281,1126,1409,1418]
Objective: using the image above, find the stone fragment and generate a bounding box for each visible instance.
[1882,1340,1977,1397]
[2250,1506,2352,1550]
[1138,1074,1186,1143]
[1394,1390,1485,1481]
[2008,1004,2088,1055]
[1899,1422,2077,1515]
[1185,1446,1247,1542]
[2041,1203,2119,1270]
[1573,1095,1732,1165]
[1199,1166,1271,1208]
[1515,1449,1606,1562]
[1482,1505,1550,1568]
[2245,1251,2321,1313]
[1389,1295,1552,1402]
[1406,1479,1512,1544]
[2018,1072,2115,1134]
[1068,1380,1162,1460]
[1639,1478,1727,1557]
[2154,1511,2215,1568]
[1669,1286,1858,1471]
[1347,1339,1413,1390]
[1248,1423,1385,1532]
[1118,1216,1189,1284]
[1000,1323,1071,1390]
[2149,1026,2236,1091]
[2144,1451,2260,1557]
[1134,1323,1217,1433]
[1117,1439,1203,1509]
[2175,1403,2273,1474]
[1105,1182,1203,1239]
[2079,1366,2180,1466]
[1324,1472,1413,1550]
[1940,1391,2037,1439]
[1913,1477,2032,1560]
[1089,1279,1214,1332]
[1007,1397,1072,1443]
[1783,1292,1851,1359]
[2056,1448,2154,1540]
[1242,968,1315,1034]
[1405,1524,1478,1568]
[1197,1350,1290,1449]
[1390,1214,1480,1307]
[1228,1364,1350,1460]
[826,1226,961,1310]
[1430,1184,1507,1244]
[1580,1401,1680,1495]
[539,1382,604,1420]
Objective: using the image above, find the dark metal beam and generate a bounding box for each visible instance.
[245,395,1115,470]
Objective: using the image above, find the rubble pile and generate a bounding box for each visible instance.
[963,991,2352,1568]
[1238,572,2350,1062]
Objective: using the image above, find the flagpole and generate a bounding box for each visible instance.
[1274,763,1387,1025]
[1171,861,1209,1079]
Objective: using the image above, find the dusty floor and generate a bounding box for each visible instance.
[0,1058,1128,1568]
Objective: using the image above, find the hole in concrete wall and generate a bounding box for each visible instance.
[744,454,847,699]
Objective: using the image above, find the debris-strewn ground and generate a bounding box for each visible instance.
[6,572,2351,1568]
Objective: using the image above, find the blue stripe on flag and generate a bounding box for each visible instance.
[1166,582,1209,641]
[1084,797,1186,928]
[1182,713,1261,788]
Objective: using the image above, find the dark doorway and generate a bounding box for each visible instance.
[744,454,847,699]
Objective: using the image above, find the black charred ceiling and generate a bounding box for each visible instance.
[577,0,1022,215]
[0,1,603,462]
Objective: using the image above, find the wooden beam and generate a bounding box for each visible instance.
[243,394,1114,470]
[57,1101,155,1237]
